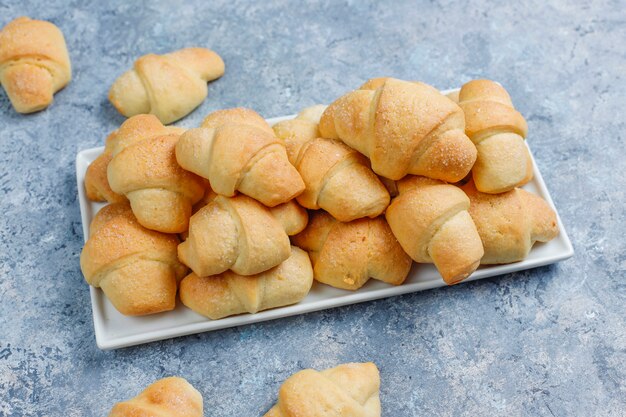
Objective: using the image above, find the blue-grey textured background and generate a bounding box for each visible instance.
[0,0,624,416]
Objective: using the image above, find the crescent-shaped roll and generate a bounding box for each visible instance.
[264,362,381,417]
[273,113,390,222]
[80,203,187,316]
[106,115,205,233]
[461,180,559,264]
[186,185,308,237]
[108,377,203,417]
[386,176,484,284]
[180,246,313,319]
[109,47,224,124]
[458,79,533,193]
[178,194,292,277]
[319,77,477,181]
[0,17,71,113]
[84,114,185,203]
[176,108,305,207]
[292,211,412,290]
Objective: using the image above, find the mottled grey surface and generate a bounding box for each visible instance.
[0,0,624,415]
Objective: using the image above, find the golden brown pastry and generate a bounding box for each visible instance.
[176,108,305,207]
[458,79,532,193]
[188,184,308,236]
[80,203,187,316]
[180,246,313,319]
[106,115,204,233]
[109,47,224,124]
[273,115,389,222]
[386,176,484,284]
[84,115,185,203]
[264,362,381,417]
[461,180,559,263]
[0,17,71,113]
[319,77,477,182]
[108,377,203,417]
[178,194,292,277]
[292,211,412,290]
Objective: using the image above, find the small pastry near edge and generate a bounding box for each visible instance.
[264,362,381,417]
[84,115,185,203]
[458,79,533,193]
[386,176,484,285]
[80,203,187,316]
[0,17,71,113]
[461,180,559,264]
[108,377,203,417]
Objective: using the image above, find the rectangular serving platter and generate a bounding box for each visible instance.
[76,90,574,350]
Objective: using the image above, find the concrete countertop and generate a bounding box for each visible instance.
[0,0,624,415]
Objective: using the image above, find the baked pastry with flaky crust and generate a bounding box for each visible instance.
[386,176,484,284]
[108,377,202,417]
[109,47,224,124]
[178,194,293,277]
[176,108,304,207]
[0,17,71,113]
[458,79,532,193]
[80,203,187,316]
[292,211,411,290]
[319,77,477,182]
[85,115,184,203]
[273,111,389,222]
[264,362,381,417]
[106,115,204,233]
[180,246,313,319]
[461,180,558,263]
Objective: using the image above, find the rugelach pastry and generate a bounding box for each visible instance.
[108,377,203,417]
[319,77,477,182]
[386,176,484,284]
[458,79,533,193]
[0,16,71,113]
[264,362,381,417]
[461,180,559,263]
[84,115,184,203]
[80,203,187,316]
[180,246,313,319]
[292,211,412,290]
[273,108,390,222]
[178,194,293,277]
[109,47,224,124]
[106,115,205,233]
[176,108,305,207]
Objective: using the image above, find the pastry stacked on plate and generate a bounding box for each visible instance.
[80,76,559,319]
[81,109,315,318]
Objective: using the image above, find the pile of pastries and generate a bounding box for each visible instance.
[80,74,560,319]
[0,17,558,320]
[107,362,381,417]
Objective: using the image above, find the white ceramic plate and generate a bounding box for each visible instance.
[76,93,574,350]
